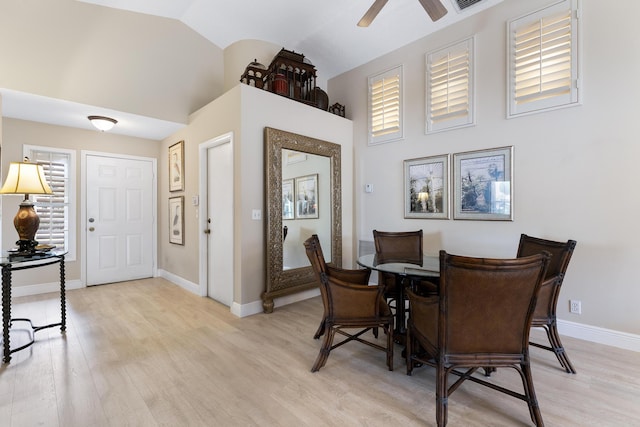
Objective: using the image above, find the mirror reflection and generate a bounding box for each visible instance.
[263,127,341,313]
[282,149,331,269]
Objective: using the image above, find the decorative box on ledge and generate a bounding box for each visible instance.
[240,48,345,116]
[240,59,268,89]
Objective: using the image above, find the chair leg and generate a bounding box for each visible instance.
[520,361,544,427]
[386,323,394,371]
[545,323,576,374]
[406,327,414,375]
[311,326,335,372]
[436,362,448,427]
[313,318,326,339]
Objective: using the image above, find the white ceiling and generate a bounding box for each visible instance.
[78,0,503,80]
[1,0,503,140]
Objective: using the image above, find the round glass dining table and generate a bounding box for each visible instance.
[356,254,440,279]
[357,254,440,343]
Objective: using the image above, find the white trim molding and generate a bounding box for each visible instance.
[558,319,640,352]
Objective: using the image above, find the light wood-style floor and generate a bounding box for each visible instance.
[1,277,639,426]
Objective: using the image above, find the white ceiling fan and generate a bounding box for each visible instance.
[358,0,448,27]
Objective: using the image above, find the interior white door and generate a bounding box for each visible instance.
[86,155,154,285]
[207,140,233,306]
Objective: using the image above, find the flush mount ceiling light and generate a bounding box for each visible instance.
[88,115,118,132]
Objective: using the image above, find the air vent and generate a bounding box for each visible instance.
[453,0,484,11]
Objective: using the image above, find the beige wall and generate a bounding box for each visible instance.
[1,118,160,286]
[329,0,640,337]
[0,0,223,123]
[158,84,353,309]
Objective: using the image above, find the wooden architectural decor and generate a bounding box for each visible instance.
[266,48,317,105]
[240,48,345,113]
[240,59,268,89]
[329,103,345,117]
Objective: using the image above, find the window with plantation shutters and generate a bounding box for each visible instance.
[368,65,403,145]
[24,145,76,259]
[426,36,475,133]
[508,0,580,118]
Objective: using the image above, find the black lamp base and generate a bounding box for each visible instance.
[16,239,39,253]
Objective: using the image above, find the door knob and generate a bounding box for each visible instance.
[89,218,95,223]
[89,227,95,232]
[204,229,211,234]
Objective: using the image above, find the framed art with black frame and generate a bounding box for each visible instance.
[169,196,185,244]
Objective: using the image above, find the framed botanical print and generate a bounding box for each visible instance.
[282,178,295,220]
[169,196,184,245]
[453,146,513,221]
[295,174,318,219]
[169,140,184,192]
[404,154,450,219]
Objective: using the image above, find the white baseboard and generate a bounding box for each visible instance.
[558,319,640,352]
[157,269,200,295]
[232,288,322,318]
[11,279,84,298]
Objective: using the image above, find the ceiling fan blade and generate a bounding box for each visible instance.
[358,0,389,27]
[418,0,448,21]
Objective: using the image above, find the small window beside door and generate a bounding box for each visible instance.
[24,145,76,260]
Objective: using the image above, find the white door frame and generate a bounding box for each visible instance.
[198,132,234,299]
[80,150,158,286]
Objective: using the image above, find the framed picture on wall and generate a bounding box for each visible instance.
[169,140,184,192]
[404,154,450,219]
[295,174,318,219]
[453,146,513,221]
[282,178,295,220]
[169,196,184,245]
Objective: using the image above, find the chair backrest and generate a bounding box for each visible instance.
[304,234,371,284]
[438,250,550,355]
[373,230,423,265]
[304,234,329,280]
[517,234,576,282]
[516,234,576,321]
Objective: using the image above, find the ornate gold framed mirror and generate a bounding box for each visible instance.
[262,127,342,313]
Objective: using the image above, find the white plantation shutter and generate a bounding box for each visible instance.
[508,0,580,117]
[368,65,403,145]
[426,36,475,133]
[24,146,75,258]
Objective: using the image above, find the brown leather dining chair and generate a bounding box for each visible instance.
[304,234,372,340]
[406,250,551,427]
[372,230,437,334]
[304,235,394,372]
[517,234,577,373]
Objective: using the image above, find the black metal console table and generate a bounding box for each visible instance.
[1,251,66,363]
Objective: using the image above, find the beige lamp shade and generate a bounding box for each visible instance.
[0,159,53,254]
[0,161,53,196]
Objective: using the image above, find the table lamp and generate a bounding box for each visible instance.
[0,157,53,254]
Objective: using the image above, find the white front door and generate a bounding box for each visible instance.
[206,139,234,306]
[85,154,155,285]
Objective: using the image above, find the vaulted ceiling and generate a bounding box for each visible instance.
[0,0,503,140]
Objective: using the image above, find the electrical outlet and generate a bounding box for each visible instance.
[569,299,581,314]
